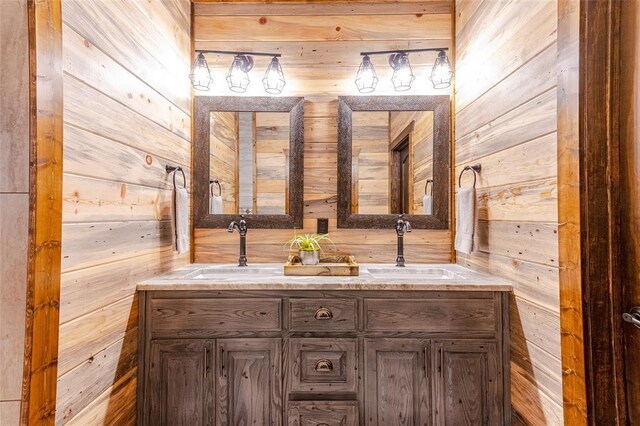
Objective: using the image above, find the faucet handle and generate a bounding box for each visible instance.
[405,220,412,232]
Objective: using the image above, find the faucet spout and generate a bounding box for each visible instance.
[228,216,248,266]
[396,215,411,267]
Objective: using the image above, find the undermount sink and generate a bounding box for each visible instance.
[183,265,282,279]
[365,266,464,280]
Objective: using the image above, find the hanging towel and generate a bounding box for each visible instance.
[173,186,189,254]
[423,194,433,215]
[209,194,223,214]
[455,187,476,254]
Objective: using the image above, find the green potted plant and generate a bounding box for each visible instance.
[287,232,334,265]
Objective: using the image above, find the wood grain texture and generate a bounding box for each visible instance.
[287,400,359,426]
[21,0,64,423]
[193,3,452,263]
[216,338,283,426]
[364,338,431,425]
[0,3,30,419]
[454,0,561,424]
[556,0,587,423]
[620,0,640,422]
[55,0,192,423]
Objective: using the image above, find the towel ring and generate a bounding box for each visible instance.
[166,165,186,189]
[458,164,482,188]
[425,179,434,196]
[210,179,222,197]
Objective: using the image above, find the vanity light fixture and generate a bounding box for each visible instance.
[355,55,379,93]
[356,48,453,93]
[191,50,285,94]
[189,52,213,91]
[262,56,286,94]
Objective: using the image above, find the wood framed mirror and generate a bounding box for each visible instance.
[337,96,450,229]
[193,96,304,228]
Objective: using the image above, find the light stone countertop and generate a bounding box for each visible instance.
[138,263,512,292]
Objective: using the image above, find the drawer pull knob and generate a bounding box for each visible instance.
[315,359,334,372]
[314,307,333,320]
[317,424,330,426]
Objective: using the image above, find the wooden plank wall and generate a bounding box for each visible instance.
[454,0,562,424]
[390,110,434,213]
[0,0,29,423]
[352,112,390,214]
[55,0,191,424]
[210,112,238,213]
[193,1,453,263]
[255,112,289,214]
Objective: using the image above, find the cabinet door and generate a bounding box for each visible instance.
[364,338,431,425]
[147,339,214,426]
[216,338,282,425]
[433,340,501,426]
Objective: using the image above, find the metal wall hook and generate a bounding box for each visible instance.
[425,178,434,196]
[166,165,186,189]
[458,163,482,188]
[210,179,222,197]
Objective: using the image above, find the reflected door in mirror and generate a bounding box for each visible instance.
[209,112,290,215]
[351,111,434,215]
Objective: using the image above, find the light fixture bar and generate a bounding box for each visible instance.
[360,47,448,56]
[196,49,281,58]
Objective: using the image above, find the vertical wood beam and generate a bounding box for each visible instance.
[580,0,626,422]
[557,0,587,423]
[21,0,63,424]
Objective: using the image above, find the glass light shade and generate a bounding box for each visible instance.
[355,55,378,93]
[390,53,415,92]
[262,57,286,94]
[226,55,253,93]
[430,51,453,89]
[189,53,213,91]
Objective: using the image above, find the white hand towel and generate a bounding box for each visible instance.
[423,195,433,215]
[209,195,223,214]
[173,187,189,254]
[455,187,476,254]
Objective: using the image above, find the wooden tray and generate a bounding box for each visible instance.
[284,255,359,276]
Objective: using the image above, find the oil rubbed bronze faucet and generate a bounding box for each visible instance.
[227,215,248,267]
[395,214,412,267]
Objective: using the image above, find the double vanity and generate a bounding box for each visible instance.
[137,264,512,425]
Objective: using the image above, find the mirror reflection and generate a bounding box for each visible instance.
[209,112,290,215]
[351,111,434,215]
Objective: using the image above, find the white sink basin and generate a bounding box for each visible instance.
[183,266,282,280]
[365,266,463,280]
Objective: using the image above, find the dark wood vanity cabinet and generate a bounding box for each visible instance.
[138,290,510,426]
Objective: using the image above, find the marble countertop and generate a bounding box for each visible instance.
[138,263,512,292]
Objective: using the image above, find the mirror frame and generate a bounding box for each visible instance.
[193,96,304,228]
[337,95,450,229]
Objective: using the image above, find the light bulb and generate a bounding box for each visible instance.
[226,55,252,93]
[355,55,378,93]
[430,50,453,89]
[390,53,415,91]
[262,57,286,94]
[189,53,213,91]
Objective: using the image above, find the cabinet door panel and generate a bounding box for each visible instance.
[147,340,214,426]
[217,338,283,426]
[364,338,431,426]
[434,340,501,426]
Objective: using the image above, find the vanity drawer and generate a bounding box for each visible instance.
[150,298,282,333]
[287,401,359,426]
[364,298,497,333]
[289,298,357,331]
[288,338,358,394]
